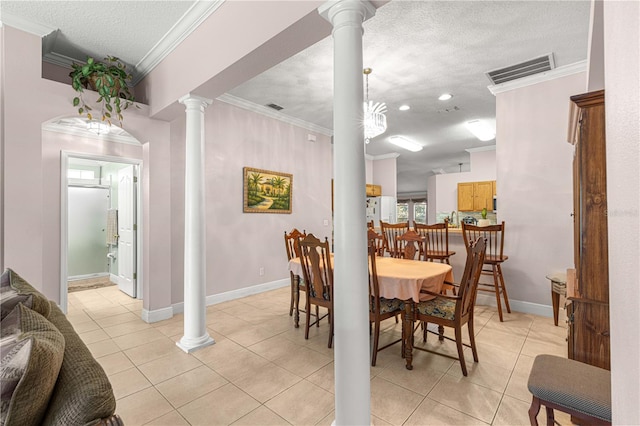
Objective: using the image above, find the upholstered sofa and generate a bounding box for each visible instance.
[1,268,123,425]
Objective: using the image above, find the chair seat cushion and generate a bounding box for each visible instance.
[527,355,611,422]
[415,297,455,320]
[371,297,404,314]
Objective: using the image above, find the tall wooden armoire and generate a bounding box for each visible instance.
[566,89,610,370]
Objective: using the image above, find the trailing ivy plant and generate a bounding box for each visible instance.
[69,56,136,127]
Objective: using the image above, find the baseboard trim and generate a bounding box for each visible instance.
[141,306,173,323]
[68,272,110,281]
[476,294,553,318]
[171,279,290,314]
[109,274,118,284]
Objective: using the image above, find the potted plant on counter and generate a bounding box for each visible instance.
[478,207,491,227]
[70,56,136,127]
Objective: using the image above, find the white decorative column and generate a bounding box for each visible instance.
[177,94,215,353]
[319,1,376,424]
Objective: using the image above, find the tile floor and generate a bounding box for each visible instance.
[68,286,572,426]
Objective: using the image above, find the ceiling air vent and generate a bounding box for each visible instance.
[485,53,555,85]
[266,103,284,111]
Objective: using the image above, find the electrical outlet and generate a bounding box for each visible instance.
[259,267,265,276]
[323,219,329,226]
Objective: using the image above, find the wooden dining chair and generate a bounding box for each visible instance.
[380,221,410,257]
[412,237,486,376]
[298,233,333,348]
[285,228,317,327]
[462,221,510,322]
[367,229,404,366]
[395,230,427,261]
[414,220,456,264]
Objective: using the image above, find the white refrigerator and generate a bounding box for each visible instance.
[366,196,397,228]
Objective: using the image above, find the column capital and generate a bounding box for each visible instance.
[179,94,213,109]
[318,0,376,26]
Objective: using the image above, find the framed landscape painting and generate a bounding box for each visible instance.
[243,167,292,214]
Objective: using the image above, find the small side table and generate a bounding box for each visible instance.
[546,272,567,326]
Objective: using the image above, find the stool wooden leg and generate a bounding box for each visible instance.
[551,290,560,326]
[528,396,541,426]
[497,264,511,313]
[492,265,504,322]
[545,406,555,426]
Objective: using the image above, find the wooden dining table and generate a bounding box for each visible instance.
[288,255,453,369]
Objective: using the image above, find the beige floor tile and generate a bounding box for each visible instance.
[248,335,301,361]
[493,393,575,426]
[124,337,183,365]
[103,320,153,338]
[233,364,302,403]
[474,341,520,370]
[113,327,167,351]
[520,337,567,359]
[207,311,255,336]
[154,320,185,337]
[143,410,190,425]
[155,365,228,408]
[231,406,291,425]
[404,397,488,426]
[370,376,424,425]
[476,327,526,354]
[405,341,459,373]
[316,411,392,426]
[266,380,334,425]
[447,358,512,393]
[86,339,121,358]
[178,383,260,425]
[504,368,533,403]
[226,324,282,347]
[191,337,245,365]
[272,345,333,378]
[110,367,152,399]
[376,355,444,396]
[138,351,203,384]
[66,310,93,325]
[98,351,135,376]
[428,374,502,424]
[115,387,173,425]
[306,362,335,394]
[79,328,111,345]
[94,311,141,328]
[207,348,271,383]
[86,304,132,319]
[71,319,100,333]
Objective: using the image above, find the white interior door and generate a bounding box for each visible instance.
[117,165,137,297]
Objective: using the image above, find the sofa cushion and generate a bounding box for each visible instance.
[42,302,116,426]
[1,268,51,320]
[0,303,65,425]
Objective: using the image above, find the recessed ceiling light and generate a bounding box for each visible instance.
[388,136,423,152]
[465,120,495,141]
[399,105,411,111]
[438,93,453,101]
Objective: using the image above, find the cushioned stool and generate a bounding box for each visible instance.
[527,355,611,426]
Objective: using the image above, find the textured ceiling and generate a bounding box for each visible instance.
[1,0,591,193]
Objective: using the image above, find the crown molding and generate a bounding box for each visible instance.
[0,10,56,36]
[217,93,333,136]
[488,60,587,95]
[132,0,225,85]
[43,51,78,68]
[465,145,496,153]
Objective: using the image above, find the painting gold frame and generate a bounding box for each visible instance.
[243,167,292,214]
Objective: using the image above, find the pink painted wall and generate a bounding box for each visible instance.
[495,72,585,306]
[1,26,172,312]
[371,157,397,197]
[170,101,333,302]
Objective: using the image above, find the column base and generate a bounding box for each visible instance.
[176,334,215,353]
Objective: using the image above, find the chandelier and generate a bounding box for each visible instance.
[363,68,387,144]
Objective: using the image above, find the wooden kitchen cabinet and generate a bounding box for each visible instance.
[567,89,610,370]
[457,180,495,211]
[366,184,382,197]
